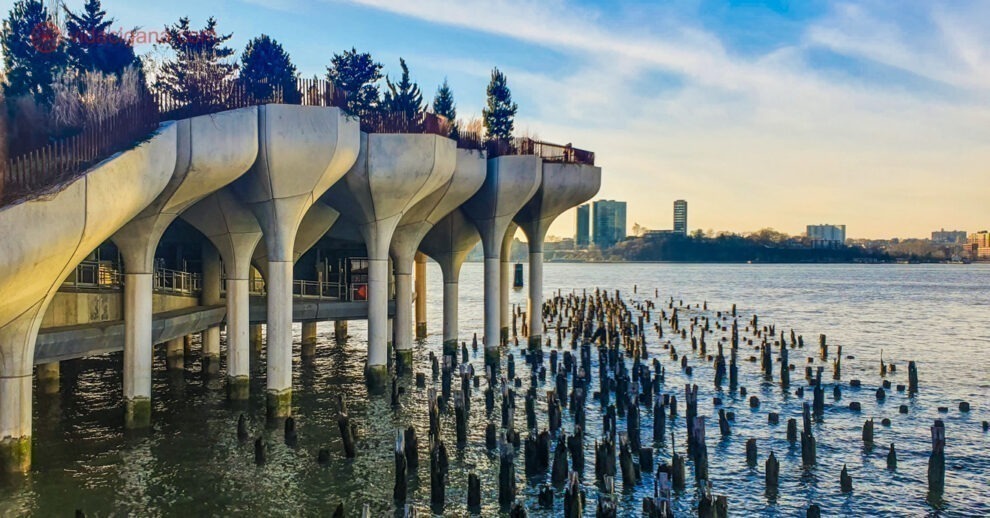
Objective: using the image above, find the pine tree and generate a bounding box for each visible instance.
[482,67,517,142]
[156,17,237,110]
[63,0,139,76]
[1,0,68,103]
[240,34,299,104]
[382,58,423,121]
[432,78,458,139]
[326,47,382,116]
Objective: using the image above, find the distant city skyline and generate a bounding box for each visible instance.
[76,0,990,239]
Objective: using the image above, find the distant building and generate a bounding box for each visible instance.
[592,200,627,249]
[575,204,590,248]
[931,229,967,244]
[966,231,990,260]
[807,224,846,248]
[673,200,688,235]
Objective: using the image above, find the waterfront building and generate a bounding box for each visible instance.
[966,231,990,260]
[673,199,688,234]
[807,224,847,248]
[592,200,627,249]
[931,229,968,244]
[575,203,590,248]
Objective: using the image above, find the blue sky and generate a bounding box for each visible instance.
[80,0,990,238]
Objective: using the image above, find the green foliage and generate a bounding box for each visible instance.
[432,78,458,139]
[240,34,299,103]
[382,58,423,119]
[482,67,517,141]
[326,47,382,116]
[1,0,68,103]
[63,0,138,76]
[155,16,237,109]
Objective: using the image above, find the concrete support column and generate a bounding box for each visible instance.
[251,324,263,352]
[227,277,251,399]
[414,252,428,338]
[200,245,221,375]
[123,272,153,429]
[366,257,389,386]
[527,248,544,350]
[301,321,318,359]
[442,279,459,356]
[394,271,413,371]
[37,362,60,395]
[0,371,31,472]
[166,337,185,370]
[500,225,515,346]
[483,255,501,367]
[334,321,348,342]
[266,260,293,417]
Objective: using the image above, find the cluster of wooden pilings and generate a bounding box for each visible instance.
[233,286,972,515]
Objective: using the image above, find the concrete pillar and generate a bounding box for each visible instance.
[251,324,263,351]
[0,309,37,472]
[334,321,348,342]
[394,269,414,370]
[527,248,544,349]
[266,260,294,416]
[366,256,390,386]
[200,244,222,375]
[37,361,60,395]
[441,269,461,356]
[228,278,252,399]
[500,223,516,346]
[166,337,185,370]
[461,156,543,368]
[123,272,153,429]
[414,252,428,338]
[301,321,318,359]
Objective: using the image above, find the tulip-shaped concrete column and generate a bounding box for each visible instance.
[323,133,456,386]
[414,252,428,338]
[390,149,486,369]
[461,156,542,366]
[514,163,601,348]
[181,188,263,399]
[500,222,518,344]
[113,108,259,427]
[419,209,481,356]
[0,123,175,471]
[235,105,359,416]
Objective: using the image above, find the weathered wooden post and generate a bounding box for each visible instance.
[908,361,919,394]
[840,464,853,493]
[394,430,408,504]
[499,441,517,507]
[887,443,897,470]
[467,473,481,513]
[237,414,248,442]
[862,418,874,448]
[928,419,945,498]
[254,437,265,465]
[746,438,757,466]
[765,451,779,493]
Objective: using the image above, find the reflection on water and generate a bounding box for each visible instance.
[2,263,990,516]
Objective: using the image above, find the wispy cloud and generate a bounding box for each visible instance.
[340,0,990,237]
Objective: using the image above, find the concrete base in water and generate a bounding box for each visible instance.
[485,348,501,371]
[528,335,542,350]
[251,324,263,351]
[334,321,348,341]
[266,390,292,418]
[0,436,31,473]
[301,321,318,358]
[37,362,60,395]
[501,327,509,346]
[366,364,389,393]
[395,349,413,375]
[416,323,427,339]
[228,376,250,400]
[443,339,458,357]
[202,353,220,376]
[125,397,151,429]
[166,338,185,370]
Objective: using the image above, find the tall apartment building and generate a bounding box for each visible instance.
[807,224,847,248]
[966,231,990,260]
[931,229,968,244]
[575,204,590,248]
[592,200,627,249]
[673,200,688,235]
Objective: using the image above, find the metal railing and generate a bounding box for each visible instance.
[63,260,122,290]
[485,137,594,165]
[358,110,452,137]
[154,268,201,295]
[293,280,346,300]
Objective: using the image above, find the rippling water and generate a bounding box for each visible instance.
[2,263,989,516]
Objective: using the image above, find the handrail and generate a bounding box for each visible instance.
[486,137,594,165]
[358,110,452,137]
[154,268,201,295]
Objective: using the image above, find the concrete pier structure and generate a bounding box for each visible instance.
[389,148,485,369]
[323,133,456,385]
[234,105,359,416]
[461,156,542,366]
[200,245,222,375]
[113,108,259,427]
[181,188,263,399]
[0,122,176,471]
[500,222,518,344]
[514,163,601,348]
[420,209,481,355]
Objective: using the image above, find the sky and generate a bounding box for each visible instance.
[66,0,990,239]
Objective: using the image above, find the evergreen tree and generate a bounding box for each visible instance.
[63,0,139,76]
[240,34,299,104]
[382,58,423,120]
[156,17,237,110]
[1,0,68,103]
[326,47,382,116]
[482,67,517,141]
[432,78,458,139]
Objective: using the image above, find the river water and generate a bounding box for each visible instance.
[2,263,989,516]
